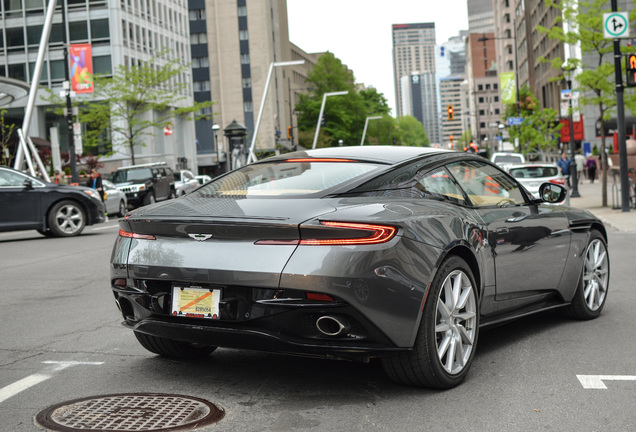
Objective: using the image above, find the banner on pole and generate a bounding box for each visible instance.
[69,44,94,93]
[500,72,516,105]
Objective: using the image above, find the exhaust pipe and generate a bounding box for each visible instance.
[316,315,351,337]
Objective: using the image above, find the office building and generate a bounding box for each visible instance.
[1,0,198,172]
[392,22,437,118]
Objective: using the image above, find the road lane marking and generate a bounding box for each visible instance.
[91,224,120,231]
[0,361,104,404]
[0,374,50,404]
[577,375,636,389]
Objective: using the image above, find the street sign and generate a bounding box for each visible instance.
[603,12,629,38]
[560,89,579,100]
[507,117,523,126]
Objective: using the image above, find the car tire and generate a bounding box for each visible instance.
[563,230,609,320]
[117,200,127,217]
[142,191,156,206]
[134,332,217,359]
[381,255,479,388]
[47,200,86,237]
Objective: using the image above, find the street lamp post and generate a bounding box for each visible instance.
[312,91,348,149]
[360,116,382,145]
[212,123,221,174]
[247,60,305,164]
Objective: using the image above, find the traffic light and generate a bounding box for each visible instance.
[287,126,292,140]
[627,54,636,87]
[447,105,454,121]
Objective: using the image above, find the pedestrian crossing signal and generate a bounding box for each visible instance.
[626,54,636,87]
[447,105,454,121]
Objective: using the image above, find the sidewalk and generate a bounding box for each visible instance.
[567,178,636,232]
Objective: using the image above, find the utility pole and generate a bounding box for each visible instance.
[61,0,79,184]
[611,0,630,212]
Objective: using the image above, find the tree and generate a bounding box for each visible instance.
[0,107,17,166]
[79,54,213,164]
[539,0,636,206]
[295,52,391,148]
[502,86,562,157]
[459,130,473,149]
[397,115,429,147]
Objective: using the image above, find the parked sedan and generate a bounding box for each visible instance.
[110,146,609,389]
[0,166,106,236]
[103,180,128,217]
[508,163,567,199]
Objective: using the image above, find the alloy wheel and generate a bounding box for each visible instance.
[435,269,477,375]
[583,238,609,311]
[54,204,84,234]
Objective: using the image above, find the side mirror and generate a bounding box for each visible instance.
[23,179,33,190]
[539,183,567,203]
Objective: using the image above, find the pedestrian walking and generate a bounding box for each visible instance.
[574,150,586,183]
[557,152,572,187]
[86,169,104,200]
[53,170,68,185]
[586,157,597,184]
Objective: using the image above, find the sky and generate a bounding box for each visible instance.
[286,0,470,115]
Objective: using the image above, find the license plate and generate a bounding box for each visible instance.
[171,286,220,319]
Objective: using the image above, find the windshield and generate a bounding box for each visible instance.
[194,160,380,198]
[110,168,153,183]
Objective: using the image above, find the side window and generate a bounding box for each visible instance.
[447,160,525,207]
[152,169,159,178]
[0,169,28,186]
[417,168,468,206]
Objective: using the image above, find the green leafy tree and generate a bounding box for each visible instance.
[397,115,429,147]
[539,0,636,206]
[79,54,213,164]
[0,108,17,166]
[502,85,562,156]
[295,52,392,148]
[459,129,473,148]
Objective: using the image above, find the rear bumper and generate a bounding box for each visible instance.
[113,285,404,361]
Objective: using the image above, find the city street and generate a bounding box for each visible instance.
[1,220,635,431]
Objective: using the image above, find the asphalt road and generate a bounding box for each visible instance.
[1,220,635,432]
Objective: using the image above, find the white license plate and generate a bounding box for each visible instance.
[171,286,220,320]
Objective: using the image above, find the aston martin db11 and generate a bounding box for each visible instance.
[109,146,609,388]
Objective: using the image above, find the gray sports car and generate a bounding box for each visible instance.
[109,146,609,389]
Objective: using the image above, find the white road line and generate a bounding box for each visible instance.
[91,224,120,231]
[0,361,104,404]
[577,375,636,389]
[0,374,51,404]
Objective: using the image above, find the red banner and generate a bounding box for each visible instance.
[69,44,94,93]
[560,117,585,143]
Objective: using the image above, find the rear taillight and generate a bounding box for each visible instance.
[550,178,567,186]
[300,221,397,246]
[118,229,156,240]
[255,221,397,246]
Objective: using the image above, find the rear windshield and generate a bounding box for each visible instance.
[509,166,558,179]
[493,155,524,164]
[194,160,380,198]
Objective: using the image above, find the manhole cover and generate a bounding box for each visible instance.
[35,393,224,432]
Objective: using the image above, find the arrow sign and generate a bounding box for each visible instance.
[604,12,629,38]
[577,374,636,389]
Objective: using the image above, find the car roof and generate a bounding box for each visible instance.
[264,145,452,165]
